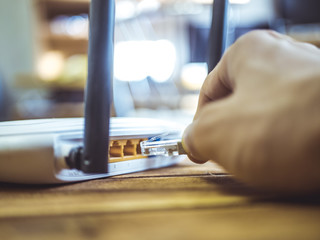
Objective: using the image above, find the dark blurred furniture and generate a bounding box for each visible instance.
[0,74,10,121]
[273,0,320,30]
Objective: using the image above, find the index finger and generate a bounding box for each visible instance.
[194,58,233,120]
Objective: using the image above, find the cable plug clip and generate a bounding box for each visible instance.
[140,134,187,157]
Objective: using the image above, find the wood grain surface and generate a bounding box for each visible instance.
[1,158,320,240]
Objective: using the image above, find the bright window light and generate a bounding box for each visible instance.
[116,0,136,20]
[37,51,64,82]
[229,0,251,4]
[192,0,250,4]
[181,62,208,90]
[114,40,176,82]
[137,0,160,13]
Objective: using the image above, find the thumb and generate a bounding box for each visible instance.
[182,98,237,164]
[182,124,208,164]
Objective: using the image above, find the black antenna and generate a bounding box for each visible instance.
[207,0,228,73]
[65,0,115,173]
[81,0,115,173]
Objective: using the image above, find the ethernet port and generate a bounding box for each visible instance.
[109,141,123,157]
[123,140,136,156]
[136,139,144,155]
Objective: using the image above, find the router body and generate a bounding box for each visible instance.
[0,118,184,184]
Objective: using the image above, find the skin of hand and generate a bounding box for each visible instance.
[182,30,320,194]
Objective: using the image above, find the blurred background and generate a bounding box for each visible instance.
[0,0,319,123]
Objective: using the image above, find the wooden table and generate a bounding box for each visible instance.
[1,158,320,240]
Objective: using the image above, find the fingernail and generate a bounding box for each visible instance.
[182,124,206,164]
[182,124,194,154]
[181,126,191,154]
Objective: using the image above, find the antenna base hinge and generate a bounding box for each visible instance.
[66,147,84,171]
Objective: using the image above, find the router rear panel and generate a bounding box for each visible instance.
[0,118,184,184]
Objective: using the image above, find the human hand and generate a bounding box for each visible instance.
[183,30,320,194]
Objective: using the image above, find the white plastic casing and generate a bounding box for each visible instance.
[0,118,184,184]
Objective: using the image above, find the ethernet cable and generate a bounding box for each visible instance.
[140,133,187,157]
